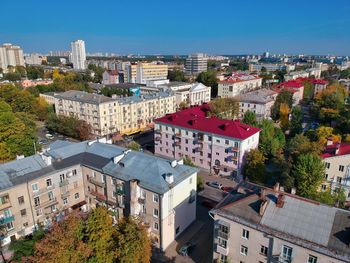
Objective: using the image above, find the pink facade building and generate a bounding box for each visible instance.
[154,105,260,179]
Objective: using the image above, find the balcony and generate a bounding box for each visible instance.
[218,231,229,240]
[0,215,15,224]
[271,255,292,263]
[36,197,58,209]
[61,191,70,198]
[154,129,161,134]
[194,146,203,152]
[0,201,11,211]
[175,132,181,138]
[213,164,235,173]
[155,136,161,141]
[225,155,238,162]
[88,177,106,188]
[59,180,69,187]
[226,146,238,153]
[215,244,229,256]
[116,188,125,195]
[174,141,181,147]
[33,185,55,196]
[90,190,106,202]
[138,197,146,204]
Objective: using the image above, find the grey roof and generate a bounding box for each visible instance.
[55,90,115,104]
[0,141,197,194]
[117,91,174,105]
[212,182,350,261]
[239,89,277,104]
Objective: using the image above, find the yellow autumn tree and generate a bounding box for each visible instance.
[316,126,341,146]
[279,103,290,131]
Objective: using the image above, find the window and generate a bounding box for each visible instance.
[153,194,159,203]
[153,208,159,218]
[6,221,14,231]
[260,245,268,256]
[154,222,159,230]
[308,255,317,263]
[240,245,248,256]
[176,226,180,234]
[75,193,79,199]
[208,136,212,141]
[46,178,52,187]
[325,162,330,169]
[34,197,40,207]
[242,229,249,239]
[31,183,38,192]
[101,175,105,183]
[60,174,65,182]
[225,140,229,145]
[23,222,28,227]
[20,209,26,217]
[339,165,345,172]
[185,139,188,144]
[18,196,24,205]
[324,174,328,180]
[208,153,211,158]
[63,198,68,205]
[72,169,77,176]
[48,191,54,201]
[281,245,292,261]
[321,184,327,191]
[36,209,42,217]
[337,177,343,184]
[218,237,227,248]
[216,139,220,143]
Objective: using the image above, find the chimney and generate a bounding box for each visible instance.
[273,182,280,192]
[326,137,333,146]
[171,160,177,167]
[276,194,285,208]
[165,173,174,184]
[335,143,341,155]
[260,189,266,201]
[291,187,296,195]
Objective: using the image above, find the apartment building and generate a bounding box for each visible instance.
[25,53,46,65]
[239,89,278,120]
[211,182,350,263]
[125,62,168,84]
[185,53,208,75]
[54,90,176,136]
[284,68,322,81]
[54,90,118,136]
[321,141,350,202]
[147,80,211,106]
[0,43,25,73]
[273,80,304,106]
[115,91,176,134]
[71,40,86,70]
[0,140,198,250]
[154,105,260,179]
[248,63,295,72]
[102,70,119,85]
[218,73,262,98]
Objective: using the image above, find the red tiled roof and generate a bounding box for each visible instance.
[155,105,260,140]
[273,80,304,94]
[219,73,262,84]
[321,143,350,158]
[295,77,328,85]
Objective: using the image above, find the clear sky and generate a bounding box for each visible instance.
[1,0,350,55]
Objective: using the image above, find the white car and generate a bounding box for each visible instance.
[45,133,54,140]
[207,181,223,189]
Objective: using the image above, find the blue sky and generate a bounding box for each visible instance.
[1,0,350,55]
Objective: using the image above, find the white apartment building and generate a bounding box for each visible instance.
[248,63,295,72]
[211,182,350,263]
[125,62,168,84]
[54,90,176,136]
[154,105,260,179]
[71,40,86,70]
[284,68,322,81]
[147,80,211,107]
[239,89,278,120]
[0,140,198,250]
[185,53,208,75]
[321,141,350,202]
[0,43,25,73]
[25,53,45,65]
[218,73,262,98]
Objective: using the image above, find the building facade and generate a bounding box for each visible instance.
[125,63,168,84]
[273,80,304,106]
[154,105,260,179]
[0,140,198,250]
[71,40,86,70]
[185,53,208,75]
[248,63,295,72]
[211,182,350,263]
[54,90,176,136]
[218,73,262,98]
[0,43,25,73]
[239,89,278,120]
[102,70,119,85]
[25,53,46,65]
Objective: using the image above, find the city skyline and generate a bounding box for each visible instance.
[1,0,350,55]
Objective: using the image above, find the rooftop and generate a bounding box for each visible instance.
[219,73,262,84]
[212,182,350,262]
[239,89,277,104]
[0,140,198,194]
[321,142,350,158]
[55,90,115,104]
[155,105,260,140]
[117,91,174,105]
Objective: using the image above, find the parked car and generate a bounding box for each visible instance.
[38,139,49,145]
[207,181,223,189]
[45,133,54,140]
[201,199,217,208]
[178,242,195,256]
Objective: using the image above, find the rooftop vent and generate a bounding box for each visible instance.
[165,173,174,184]
[276,194,285,208]
[171,160,177,168]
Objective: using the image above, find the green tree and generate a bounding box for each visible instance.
[289,106,303,136]
[4,72,22,81]
[178,101,188,110]
[209,97,239,120]
[26,66,44,80]
[114,217,151,263]
[242,110,257,126]
[183,156,195,167]
[126,141,141,151]
[312,189,346,206]
[271,90,293,121]
[292,153,325,198]
[168,69,186,82]
[244,149,266,183]
[258,119,285,157]
[302,81,314,100]
[196,70,218,97]
[197,175,204,191]
[85,207,117,263]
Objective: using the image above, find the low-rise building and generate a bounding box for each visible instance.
[211,182,350,263]
[239,89,278,120]
[39,92,56,105]
[321,141,350,202]
[54,90,176,136]
[273,80,304,105]
[21,79,53,88]
[154,105,260,179]
[248,63,295,72]
[0,140,198,250]
[218,73,262,98]
[102,70,119,85]
[284,68,322,81]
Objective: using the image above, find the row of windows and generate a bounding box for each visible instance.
[324,162,345,172]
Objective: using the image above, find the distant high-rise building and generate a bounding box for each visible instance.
[0,43,25,73]
[185,53,208,75]
[25,53,45,65]
[70,40,86,70]
[263,51,270,58]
